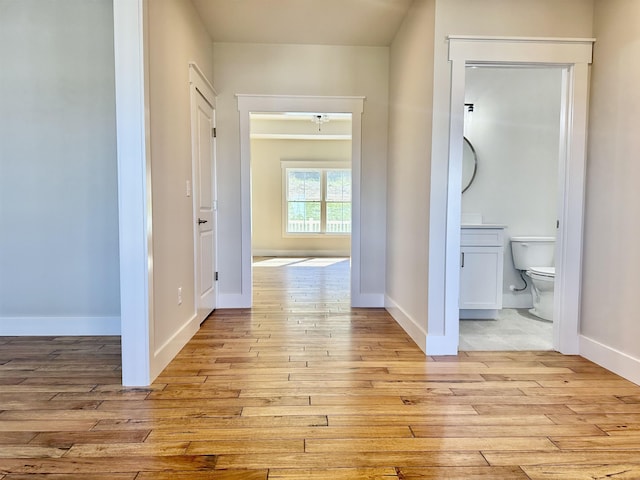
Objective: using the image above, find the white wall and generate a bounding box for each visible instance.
[580,0,640,384]
[213,43,388,303]
[0,0,120,334]
[463,67,562,308]
[251,139,351,256]
[386,0,436,350]
[147,0,213,366]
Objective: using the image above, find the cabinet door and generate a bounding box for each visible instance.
[459,246,503,309]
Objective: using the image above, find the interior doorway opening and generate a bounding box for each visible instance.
[237,95,365,308]
[458,65,563,351]
[249,111,353,304]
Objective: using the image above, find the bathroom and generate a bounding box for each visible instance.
[459,65,562,351]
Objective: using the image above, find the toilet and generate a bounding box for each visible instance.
[510,236,555,321]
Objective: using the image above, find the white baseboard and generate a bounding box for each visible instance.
[217,293,251,309]
[252,249,350,257]
[352,293,384,308]
[0,316,120,336]
[151,313,199,380]
[460,309,499,320]
[502,292,533,309]
[385,295,426,353]
[425,333,459,355]
[580,335,640,386]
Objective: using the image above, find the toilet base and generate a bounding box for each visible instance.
[529,307,553,322]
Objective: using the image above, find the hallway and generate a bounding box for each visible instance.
[0,259,640,477]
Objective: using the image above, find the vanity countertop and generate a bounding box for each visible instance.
[461,224,506,229]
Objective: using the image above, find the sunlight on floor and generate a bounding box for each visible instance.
[253,257,349,268]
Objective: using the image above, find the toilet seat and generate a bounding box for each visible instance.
[528,266,555,279]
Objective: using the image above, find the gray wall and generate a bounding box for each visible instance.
[0,0,120,329]
[582,0,640,361]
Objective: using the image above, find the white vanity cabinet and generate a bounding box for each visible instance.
[459,226,505,318]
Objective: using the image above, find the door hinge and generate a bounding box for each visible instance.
[556,220,560,229]
[212,127,217,138]
[215,272,219,281]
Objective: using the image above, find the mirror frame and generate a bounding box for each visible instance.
[462,136,477,194]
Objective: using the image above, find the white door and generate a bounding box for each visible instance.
[194,90,216,322]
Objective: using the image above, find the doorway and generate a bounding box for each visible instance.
[458,65,562,351]
[437,36,594,355]
[237,95,366,307]
[249,111,353,303]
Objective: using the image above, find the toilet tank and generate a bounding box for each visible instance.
[511,236,555,270]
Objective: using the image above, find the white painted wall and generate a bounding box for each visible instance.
[251,139,351,256]
[386,0,436,350]
[213,43,388,304]
[463,67,562,308]
[580,0,640,384]
[146,0,213,369]
[0,0,120,334]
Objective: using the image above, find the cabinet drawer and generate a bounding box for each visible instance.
[461,228,504,247]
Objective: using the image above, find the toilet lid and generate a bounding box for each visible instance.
[529,266,555,277]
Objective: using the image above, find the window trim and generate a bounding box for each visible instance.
[281,160,351,238]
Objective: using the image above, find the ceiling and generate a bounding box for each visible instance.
[190,0,413,47]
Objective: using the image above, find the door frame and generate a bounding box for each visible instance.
[189,63,218,322]
[236,95,365,307]
[432,36,594,354]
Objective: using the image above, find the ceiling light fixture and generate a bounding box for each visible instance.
[311,114,330,132]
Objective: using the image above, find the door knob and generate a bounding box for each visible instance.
[198,218,208,225]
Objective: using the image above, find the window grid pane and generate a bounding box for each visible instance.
[326,202,351,233]
[287,201,321,233]
[326,170,352,202]
[285,167,351,234]
[287,170,321,201]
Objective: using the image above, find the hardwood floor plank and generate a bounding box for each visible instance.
[28,430,149,448]
[147,425,412,442]
[304,437,558,453]
[186,439,304,455]
[0,447,67,459]
[135,471,268,480]
[0,456,217,474]
[0,420,97,432]
[63,441,190,457]
[522,464,640,479]
[329,414,555,427]
[3,475,135,480]
[551,435,640,450]
[483,451,640,466]
[410,424,605,438]
[397,466,529,479]
[214,452,488,469]
[267,467,398,479]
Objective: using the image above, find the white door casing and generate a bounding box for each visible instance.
[190,63,218,323]
[428,36,594,355]
[235,95,365,308]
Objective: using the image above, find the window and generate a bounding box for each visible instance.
[284,167,351,235]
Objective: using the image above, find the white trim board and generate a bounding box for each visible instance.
[0,317,121,336]
[428,36,594,356]
[150,314,200,380]
[113,0,153,386]
[385,295,426,352]
[580,335,640,387]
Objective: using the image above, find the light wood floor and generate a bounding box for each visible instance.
[1,257,640,479]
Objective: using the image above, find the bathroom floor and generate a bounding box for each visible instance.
[459,308,553,351]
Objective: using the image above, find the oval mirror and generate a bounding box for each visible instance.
[462,136,477,193]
